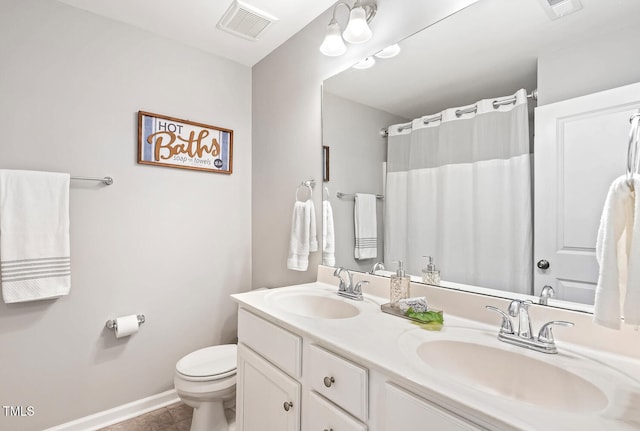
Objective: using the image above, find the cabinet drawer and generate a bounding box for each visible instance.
[307,391,367,431]
[306,344,368,421]
[238,308,302,378]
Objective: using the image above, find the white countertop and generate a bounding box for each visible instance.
[232,281,640,431]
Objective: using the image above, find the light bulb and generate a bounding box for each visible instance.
[343,6,372,44]
[320,19,347,56]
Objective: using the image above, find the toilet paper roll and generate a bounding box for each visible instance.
[115,315,139,338]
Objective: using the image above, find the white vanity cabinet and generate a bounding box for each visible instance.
[236,309,302,431]
[237,343,301,431]
[384,383,483,430]
[303,343,369,430]
[235,306,485,431]
[305,343,368,422]
[307,391,367,431]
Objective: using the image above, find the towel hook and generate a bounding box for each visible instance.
[626,110,640,189]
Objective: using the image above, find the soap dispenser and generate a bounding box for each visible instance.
[390,260,410,308]
[422,256,441,285]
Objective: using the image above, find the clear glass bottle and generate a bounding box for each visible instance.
[422,255,441,285]
[390,260,410,307]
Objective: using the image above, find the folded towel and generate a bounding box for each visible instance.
[593,175,640,329]
[354,193,377,260]
[398,297,429,313]
[322,200,335,266]
[287,200,317,271]
[0,170,71,303]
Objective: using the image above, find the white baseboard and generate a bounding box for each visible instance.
[44,389,180,431]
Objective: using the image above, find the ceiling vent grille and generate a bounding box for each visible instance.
[538,0,583,20]
[217,0,278,41]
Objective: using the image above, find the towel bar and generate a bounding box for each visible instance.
[337,192,384,199]
[71,176,113,185]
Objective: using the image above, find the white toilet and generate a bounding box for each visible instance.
[174,344,237,431]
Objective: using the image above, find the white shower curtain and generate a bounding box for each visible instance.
[384,89,532,294]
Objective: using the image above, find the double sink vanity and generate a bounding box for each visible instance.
[231,265,640,431]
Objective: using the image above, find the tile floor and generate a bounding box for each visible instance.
[97,402,192,431]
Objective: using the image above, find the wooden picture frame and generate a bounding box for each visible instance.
[138,111,233,174]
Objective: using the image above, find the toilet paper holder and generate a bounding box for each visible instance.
[105,314,146,331]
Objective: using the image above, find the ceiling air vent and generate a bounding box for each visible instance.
[217,0,278,41]
[538,0,583,20]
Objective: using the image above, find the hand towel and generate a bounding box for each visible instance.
[354,193,377,260]
[322,200,335,266]
[287,200,317,271]
[309,200,318,253]
[0,170,71,303]
[593,175,639,329]
[623,176,640,326]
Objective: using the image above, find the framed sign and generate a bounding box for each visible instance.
[138,111,233,174]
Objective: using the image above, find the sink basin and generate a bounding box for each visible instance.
[417,339,608,412]
[268,292,360,319]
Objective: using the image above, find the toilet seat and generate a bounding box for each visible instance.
[176,344,237,382]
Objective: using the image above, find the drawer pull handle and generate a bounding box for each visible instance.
[283,401,293,412]
[324,429,334,431]
[323,376,335,387]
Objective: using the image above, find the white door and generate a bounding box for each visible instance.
[534,82,640,303]
[236,343,301,431]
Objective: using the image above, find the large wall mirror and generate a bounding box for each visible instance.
[321,0,640,312]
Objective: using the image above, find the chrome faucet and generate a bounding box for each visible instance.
[486,300,574,354]
[333,267,353,292]
[369,262,385,274]
[508,300,533,339]
[333,267,366,301]
[539,285,555,306]
[348,280,368,301]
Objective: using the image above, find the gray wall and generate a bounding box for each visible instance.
[322,92,406,272]
[251,0,481,289]
[537,22,640,105]
[0,1,251,430]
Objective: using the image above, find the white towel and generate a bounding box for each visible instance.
[287,200,317,271]
[354,193,377,260]
[624,176,640,327]
[0,170,71,303]
[322,200,335,266]
[593,175,640,329]
[309,200,318,253]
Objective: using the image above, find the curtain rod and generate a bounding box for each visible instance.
[380,89,538,138]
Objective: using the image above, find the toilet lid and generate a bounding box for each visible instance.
[176,344,237,378]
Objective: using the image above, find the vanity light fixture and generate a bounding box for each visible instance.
[319,0,377,57]
[374,43,401,59]
[319,18,347,56]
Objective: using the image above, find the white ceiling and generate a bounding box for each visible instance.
[323,0,640,119]
[56,0,337,66]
